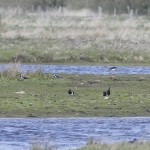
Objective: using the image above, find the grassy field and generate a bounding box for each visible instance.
[0,65,150,117]
[0,8,150,64]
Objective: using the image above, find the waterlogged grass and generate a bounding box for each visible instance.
[0,73,150,117]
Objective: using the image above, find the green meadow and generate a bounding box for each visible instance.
[0,68,150,117]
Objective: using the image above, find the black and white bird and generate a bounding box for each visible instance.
[68,89,75,95]
[109,66,117,71]
[20,73,29,80]
[53,74,61,78]
[103,91,107,96]
[106,87,110,96]
[103,87,110,96]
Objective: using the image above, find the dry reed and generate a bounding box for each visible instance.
[0,62,20,79]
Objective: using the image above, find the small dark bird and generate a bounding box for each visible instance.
[103,91,107,96]
[68,89,75,95]
[103,87,110,96]
[20,73,29,80]
[109,66,117,71]
[53,74,61,78]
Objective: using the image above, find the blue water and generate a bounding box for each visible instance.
[0,117,150,150]
[1,64,150,74]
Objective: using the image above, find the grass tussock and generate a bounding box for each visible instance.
[0,62,20,79]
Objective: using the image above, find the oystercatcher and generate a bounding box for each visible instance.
[68,89,75,95]
[103,87,110,96]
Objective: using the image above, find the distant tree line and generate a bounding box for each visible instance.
[0,0,150,15]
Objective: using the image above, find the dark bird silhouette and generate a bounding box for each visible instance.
[53,74,62,78]
[103,87,110,96]
[68,89,75,95]
[106,87,110,96]
[103,91,107,96]
[129,138,138,143]
[20,73,29,80]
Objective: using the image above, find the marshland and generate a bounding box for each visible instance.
[0,0,150,149]
[0,1,150,64]
[1,65,150,117]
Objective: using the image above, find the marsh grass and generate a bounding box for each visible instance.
[78,140,150,150]
[1,8,150,64]
[0,62,20,79]
[30,140,150,150]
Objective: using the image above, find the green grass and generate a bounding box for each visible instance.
[0,72,150,117]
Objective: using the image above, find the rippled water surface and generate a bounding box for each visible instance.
[1,64,150,74]
[0,117,150,150]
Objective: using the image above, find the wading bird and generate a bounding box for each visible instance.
[20,73,29,80]
[106,87,110,96]
[103,87,110,96]
[109,66,117,71]
[68,89,75,95]
[53,74,62,78]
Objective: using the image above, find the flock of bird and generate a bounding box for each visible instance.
[20,72,111,97]
[19,66,115,97]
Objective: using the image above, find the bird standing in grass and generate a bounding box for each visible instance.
[53,74,62,78]
[103,87,110,96]
[20,73,29,80]
[68,89,75,95]
[106,87,110,96]
[103,91,107,96]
